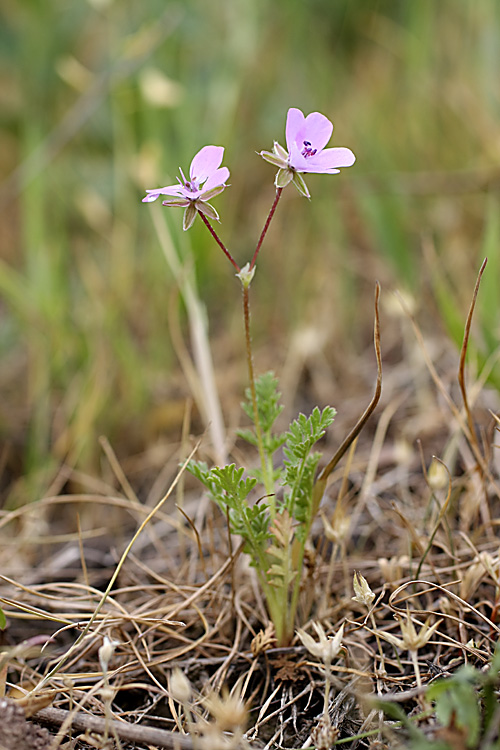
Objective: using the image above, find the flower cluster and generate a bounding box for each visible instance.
[142,108,355,228]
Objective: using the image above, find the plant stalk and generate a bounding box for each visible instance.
[197,211,240,272]
[249,188,283,270]
[242,284,274,497]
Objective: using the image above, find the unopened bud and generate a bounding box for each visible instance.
[236,262,256,289]
[98,636,118,673]
[352,571,375,608]
[427,458,448,490]
[170,667,192,703]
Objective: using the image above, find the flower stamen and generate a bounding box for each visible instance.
[301,140,317,158]
[178,167,198,193]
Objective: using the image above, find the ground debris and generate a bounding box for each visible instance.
[0,697,51,750]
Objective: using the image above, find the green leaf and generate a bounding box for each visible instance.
[187,460,219,494]
[373,699,427,742]
[427,668,481,749]
[0,606,6,630]
[282,453,321,535]
[186,460,257,511]
[283,406,336,469]
[281,406,335,525]
[241,372,284,434]
[229,502,270,548]
[236,428,258,447]
[211,464,258,502]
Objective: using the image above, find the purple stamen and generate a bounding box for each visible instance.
[178,167,198,192]
[301,140,317,158]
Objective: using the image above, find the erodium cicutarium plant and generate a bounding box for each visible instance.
[143,108,359,645]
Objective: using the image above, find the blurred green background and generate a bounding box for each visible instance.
[0,0,499,501]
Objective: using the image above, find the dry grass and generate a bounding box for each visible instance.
[1,289,500,749]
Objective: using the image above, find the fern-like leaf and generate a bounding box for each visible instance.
[210,464,258,505]
[283,406,336,470]
[241,371,284,433]
[282,406,335,523]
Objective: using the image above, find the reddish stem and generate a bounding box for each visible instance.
[197,211,240,272]
[242,284,271,493]
[249,188,283,270]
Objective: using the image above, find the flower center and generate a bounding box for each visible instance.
[179,168,199,193]
[301,140,317,159]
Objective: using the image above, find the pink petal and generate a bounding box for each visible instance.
[288,142,310,171]
[285,108,305,154]
[189,145,224,183]
[304,147,356,172]
[142,192,161,202]
[201,166,229,194]
[298,112,333,152]
[142,184,185,202]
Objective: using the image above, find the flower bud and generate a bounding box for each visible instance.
[236,262,256,289]
[98,636,118,673]
[352,571,375,608]
[170,667,192,703]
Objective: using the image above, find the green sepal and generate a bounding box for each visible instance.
[200,184,226,201]
[273,141,288,160]
[183,203,197,230]
[292,171,310,198]
[196,200,220,222]
[260,150,288,168]
[162,197,190,207]
[275,168,294,189]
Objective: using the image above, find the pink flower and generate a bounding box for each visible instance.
[142,145,229,230]
[286,108,355,174]
[260,108,355,197]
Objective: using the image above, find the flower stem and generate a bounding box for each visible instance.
[370,611,386,677]
[242,285,273,497]
[249,188,283,270]
[410,649,422,689]
[197,211,240,272]
[323,659,332,718]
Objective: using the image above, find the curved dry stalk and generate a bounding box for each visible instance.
[312,281,382,513]
[396,286,500,505]
[388,579,500,639]
[458,257,487,447]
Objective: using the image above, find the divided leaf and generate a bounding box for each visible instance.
[187,460,257,511]
[211,464,258,505]
[241,371,285,434]
[187,460,270,551]
[283,406,336,472]
[281,406,335,524]
[230,502,271,554]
